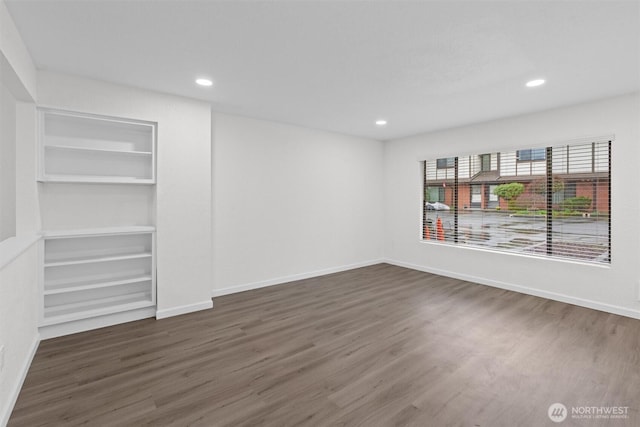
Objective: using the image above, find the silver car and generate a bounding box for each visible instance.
[425,202,450,211]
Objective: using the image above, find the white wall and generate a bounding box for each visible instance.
[384,93,640,317]
[38,184,154,231]
[15,102,38,236]
[0,2,39,425]
[37,71,213,317]
[212,113,384,294]
[0,1,36,101]
[0,244,38,427]
[0,83,16,241]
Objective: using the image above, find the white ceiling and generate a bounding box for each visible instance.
[5,0,640,140]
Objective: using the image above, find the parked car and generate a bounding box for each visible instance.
[426,202,450,211]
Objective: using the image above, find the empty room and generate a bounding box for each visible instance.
[1,0,639,426]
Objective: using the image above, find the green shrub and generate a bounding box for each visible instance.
[562,196,592,212]
[493,183,525,210]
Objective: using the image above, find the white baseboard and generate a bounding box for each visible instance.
[385,259,640,320]
[156,299,213,319]
[211,259,385,297]
[1,333,40,427]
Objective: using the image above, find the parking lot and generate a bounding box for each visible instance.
[424,210,609,262]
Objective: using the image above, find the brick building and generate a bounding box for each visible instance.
[424,143,609,213]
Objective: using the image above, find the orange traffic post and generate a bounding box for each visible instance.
[424,223,430,240]
[436,217,444,241]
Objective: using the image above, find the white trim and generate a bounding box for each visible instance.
[385,259,640,320]
[0,333,40,427]
[155,300,213,319]
[418,239,610,269]
[0,234,40,271]
[211,259,385,297]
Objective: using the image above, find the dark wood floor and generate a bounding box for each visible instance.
[9,264,640,426]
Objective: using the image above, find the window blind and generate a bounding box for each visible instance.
[422,141,611,264]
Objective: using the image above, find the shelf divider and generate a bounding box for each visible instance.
[44,252,152,268]
[45,144,153,156]
[44,275,153,295]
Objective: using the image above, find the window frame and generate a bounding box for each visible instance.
[480,154,491,171]
[516,148,546,162]
[422,141,611,265]
[436,157,455,169]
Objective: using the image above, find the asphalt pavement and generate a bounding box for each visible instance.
[424,210,609,262]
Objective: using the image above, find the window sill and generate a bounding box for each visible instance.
[419,239,611,269]
[0,234,41,271]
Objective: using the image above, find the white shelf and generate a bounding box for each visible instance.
[39,228,156,327]
[43,226,155,238]
[44,144,152,156]
[37,175,155,184]
[44,276,152,295]
[44,252,152,268]
[38,108,156,184]
[42,294,154,326]
[45,271,152,290]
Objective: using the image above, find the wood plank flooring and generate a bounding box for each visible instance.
[9,263,640,426]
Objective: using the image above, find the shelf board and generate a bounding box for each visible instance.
[45,252,152,268]
[45,144,152,156]
[38,175,155,184]
[44,275,153,295]
[42,294,154,326]
[45,271,147,288]
[42,226,155,238]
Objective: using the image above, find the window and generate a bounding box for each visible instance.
[436,157,455,169]
[426,186,445,203]
[517,148,546,161]
[480,154,491,171]
[422,141,611,264]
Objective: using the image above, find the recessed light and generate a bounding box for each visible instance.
[375,120,387,126]
[526,79,545,88]
[196,78,213,87]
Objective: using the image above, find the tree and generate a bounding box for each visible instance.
[493,182,525,210]
[525,175,565,210]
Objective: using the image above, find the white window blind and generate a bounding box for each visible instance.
[422,141,611,264]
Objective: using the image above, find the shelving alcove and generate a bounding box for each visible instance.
[38,108,156,184]
[37,107,157,338]
[39,227,156,327]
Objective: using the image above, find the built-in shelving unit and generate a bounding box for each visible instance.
[38,108,156,184]
[40,227,156,327]
[37,107,158,338]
